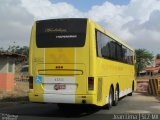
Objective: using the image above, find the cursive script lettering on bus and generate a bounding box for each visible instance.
[45,28,67,33]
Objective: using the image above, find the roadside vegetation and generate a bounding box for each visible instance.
[135,49,154,76]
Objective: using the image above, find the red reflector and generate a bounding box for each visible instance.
[29,76,33,89]
[88,77,94,90]
[81,96,86,98]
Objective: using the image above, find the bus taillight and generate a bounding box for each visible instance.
[88,77,94,90]
[29,76,33,89]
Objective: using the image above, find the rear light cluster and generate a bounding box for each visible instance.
[29,76,33,89]
[88,77,94,90]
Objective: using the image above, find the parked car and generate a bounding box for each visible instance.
[20,65,29,77]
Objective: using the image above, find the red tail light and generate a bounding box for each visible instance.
[88,77,94,90]
[29,76,33,89]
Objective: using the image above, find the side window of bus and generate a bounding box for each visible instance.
[116,43,122,61]
[122,46,128,63]
[96,30,117,59]
[96,30,133,65]
[127,49,133,64]
[96,31,111,58]
[122,46,133,64]
[96,31,102,57]
[109,41,116,60]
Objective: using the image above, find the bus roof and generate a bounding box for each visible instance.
[36,18,87,23]
[34,18,134,51]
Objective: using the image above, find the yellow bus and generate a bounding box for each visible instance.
[28,18,136,109]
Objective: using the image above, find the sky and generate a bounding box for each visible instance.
[52,0,130,11]
[0,0,160,54]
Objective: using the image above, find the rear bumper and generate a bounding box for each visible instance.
[29,92,96,105]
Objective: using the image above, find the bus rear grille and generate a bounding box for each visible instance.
[97,78,102,102]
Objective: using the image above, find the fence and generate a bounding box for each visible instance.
[14,75,29,93]
[136,80,149,93]
[148,77,160,96]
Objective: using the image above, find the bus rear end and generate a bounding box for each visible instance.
[29,18,96,105]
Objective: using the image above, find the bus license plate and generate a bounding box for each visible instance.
[54,83,66,90]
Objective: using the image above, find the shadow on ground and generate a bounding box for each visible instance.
[0,103,103,118]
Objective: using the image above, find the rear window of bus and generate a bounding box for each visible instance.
[36,19,87,48]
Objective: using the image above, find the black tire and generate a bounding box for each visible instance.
[107,87,113,109]
[128,82,134,96]
[128,92,132,96]
[113,87,119,106]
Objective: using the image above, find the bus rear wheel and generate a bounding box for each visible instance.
[107,87,113,109]
[113,87,119,106]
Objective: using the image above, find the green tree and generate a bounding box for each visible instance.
[135,49,154,76]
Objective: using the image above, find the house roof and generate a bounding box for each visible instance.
[144,66,160,71]
[0,52,26,58]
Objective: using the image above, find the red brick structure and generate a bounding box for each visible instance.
[0,73,15,91]
[144,57,160,76]
[0,52,25,92]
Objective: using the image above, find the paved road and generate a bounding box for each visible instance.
[0,93,160,120]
